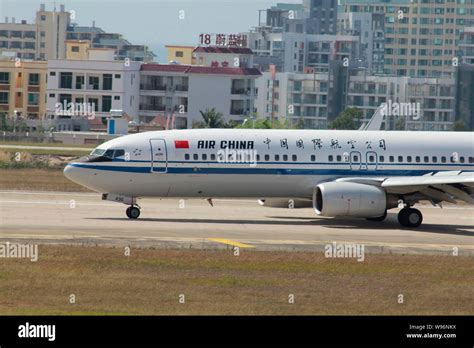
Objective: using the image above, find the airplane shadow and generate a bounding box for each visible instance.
[86,213,474,237]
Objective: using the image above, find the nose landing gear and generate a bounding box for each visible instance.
[126,205,141,219]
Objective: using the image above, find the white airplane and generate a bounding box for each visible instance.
[64,129,474,228]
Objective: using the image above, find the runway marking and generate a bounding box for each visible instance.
[208,238,255,248]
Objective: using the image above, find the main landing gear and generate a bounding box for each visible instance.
[126,205,141,219]
[398,207,423,228]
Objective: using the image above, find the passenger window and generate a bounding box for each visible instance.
[407,156,412,163]
[265,154,270,161]
[210,154,216,161]
[256,154,260,161]
[416,156,420,163]
[311,155,316,162]
[450,156,456,163]
[441,156,446,163]
[202,154,207,161]
[185,154,190,160]
[432,156,437,163]
[369,155,375,162]
[292,155,297,162]
[337,155,342,162]
[470,157,474,164]
[275,155,280,161]
[193,154,198,160]
[398,156,403,162]
[389,156,394,162]
[379,156,384,162]
[424,156,429,163]
[460,156,465,163]
[283,154,288,161]
[328,155,334,162]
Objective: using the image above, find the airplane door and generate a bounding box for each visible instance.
[350,151,362,170]
[150,139,168,173]
[366,151,378,171]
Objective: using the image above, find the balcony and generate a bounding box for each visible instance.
[140,84,166,91]
[139,104,166,111]
[175,84,188,92]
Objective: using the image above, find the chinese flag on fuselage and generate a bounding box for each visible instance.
[174,140,189,149]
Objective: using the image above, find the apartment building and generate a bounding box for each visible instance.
[0,4,70,60]
[193,47,254,68]
[459,27,474,64]
[46,49,141,131]
[0,58,48,123]
[165,45,195,65]
[0,4,155,62]
[455,64,474,130]
[139,64,261,128]
[343,0,474,78]
[346,71,456,130]
[338,11,385,74]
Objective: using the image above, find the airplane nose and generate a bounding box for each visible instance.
[64,164,89,187]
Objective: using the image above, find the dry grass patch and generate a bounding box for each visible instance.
[0,246,472,315]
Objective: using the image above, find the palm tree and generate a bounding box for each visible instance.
[198,108,226,128]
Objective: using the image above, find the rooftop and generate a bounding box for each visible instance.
[193,46,253,55]
[141,64,261,76]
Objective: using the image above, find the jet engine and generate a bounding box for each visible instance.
[313,182,390,218]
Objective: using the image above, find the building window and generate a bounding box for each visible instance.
[115,74,121,79]
[114,96,120,100]
[75,76,84,89]
[28,73,40,86]
[60,72,72,89]
[28,93,39,105]
[0,72,9,84]
[89,76,99,90]
[50,71,56,76]
[49,93,55,98]
[71,46,80,52]
[0,92,8,104]
[103,74,113,90]
[102,96,112,112]
[175,51,184,57]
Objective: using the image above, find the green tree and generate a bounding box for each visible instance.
[0,113,9,131]
[452,120,468,132]
[194,108,226,128]
[329,107,362,130]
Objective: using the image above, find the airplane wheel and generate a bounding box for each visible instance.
[398,208,422,228]
[366,210,387,222]
[126,206,140,219]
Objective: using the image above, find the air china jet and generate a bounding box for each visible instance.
[64,129,474,228]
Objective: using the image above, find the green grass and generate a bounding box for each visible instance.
[0,245,472,315]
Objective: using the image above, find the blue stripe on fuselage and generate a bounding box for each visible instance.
[69,163,473,176]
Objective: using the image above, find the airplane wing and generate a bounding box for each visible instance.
[336,171,474,205]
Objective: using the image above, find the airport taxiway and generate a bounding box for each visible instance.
[0,191,473,255]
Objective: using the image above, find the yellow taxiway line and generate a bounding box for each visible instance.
[208,238,255,249]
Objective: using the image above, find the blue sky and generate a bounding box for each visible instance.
[1,0,301,62]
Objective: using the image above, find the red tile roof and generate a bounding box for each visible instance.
[193,46,253,55]
[141,64,261,76]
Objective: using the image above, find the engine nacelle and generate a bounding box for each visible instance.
[258,198,313,209]
[313,182,387,218]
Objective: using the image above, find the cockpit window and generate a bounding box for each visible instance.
[86,148,125,162]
